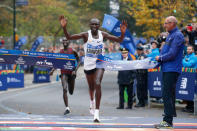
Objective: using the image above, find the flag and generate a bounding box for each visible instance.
[14,36,27,50]
[102,14,136,54]
[31,36,44,51]
[102,14,119,32]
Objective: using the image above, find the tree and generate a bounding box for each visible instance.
[0,0,82,48]
[122,0,196,38]
[67,0,110,30]
[0,0,14,36]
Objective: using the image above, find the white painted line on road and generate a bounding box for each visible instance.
[0,104,28,115]
[0,81,60,115]
[126,117,144,119]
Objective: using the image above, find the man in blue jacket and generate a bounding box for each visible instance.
[182,45,196,68]
[154,16,184,129]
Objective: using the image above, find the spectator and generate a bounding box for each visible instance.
[185,23,197,53]
[0,36,5,49]
[183,36,190,56]
[116,48,135,109]
[135,46,148,107]
[182,45,196,113]
[146,40,160,60]
[182,45,196,68]
[157,32,168,51]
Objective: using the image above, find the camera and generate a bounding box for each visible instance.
[187,24,193,32]
[157,35,166,44]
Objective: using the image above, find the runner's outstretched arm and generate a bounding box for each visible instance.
[59,15,88,42]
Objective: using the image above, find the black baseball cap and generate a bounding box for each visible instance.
[136,46,143,50]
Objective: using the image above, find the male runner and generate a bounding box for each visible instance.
[59,15,127,122]
[50,38,80,115]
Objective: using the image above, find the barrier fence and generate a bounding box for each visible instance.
[148,67,197,101]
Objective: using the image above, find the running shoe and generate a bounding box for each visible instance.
[154,121,173,129]
[64,109,70,115]
[93,118,100,123]
[93,109,100,123]
[89,100,95,115]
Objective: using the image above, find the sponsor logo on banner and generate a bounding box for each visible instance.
[63,61,73,70]
[15,56,25,64]
[0,58,5,62]
[180,77,187,89]
[106,65,122,70]
[153,77,161,86]
[0,50,8,54]
[124,36,131,41]
[106,19,111,25]
[38,76,46,80]
[0,81,2,87]
[114,27,121,33]
[153,77,162,91]
[134,63,143,69]
[7,77,21,83]
[36,60,53,67]
[179,77,188,95]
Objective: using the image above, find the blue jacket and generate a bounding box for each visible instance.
[158,27,184,73]
[194,56,197,68]
[147,48,160,60]
[182,53,196,68]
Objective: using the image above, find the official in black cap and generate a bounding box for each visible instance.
[117,48,135,109]
[136,46,143,51]
[135,46,148,107]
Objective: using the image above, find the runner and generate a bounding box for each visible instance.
[50,38,80,115]
[59,15,127,122]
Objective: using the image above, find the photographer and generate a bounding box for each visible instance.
[185,24,197,53]
[157,32,168,51]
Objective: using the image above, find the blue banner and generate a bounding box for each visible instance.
[176,72,196,100]
[33,67,50,83]
[96,55,158,71]
[31,36,44,51]
[148,71,197,100]
[0,49,76,70]
[14,36,27,50]
[7,73,24,88]
[102,14,136,54]
[148,72,162,97]
[0,75,7,91]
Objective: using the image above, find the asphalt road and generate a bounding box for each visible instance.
[0,67,196,130]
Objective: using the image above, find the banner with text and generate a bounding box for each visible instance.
[96,55,158,71]
[148,71,197,100]
[0,49,76,70]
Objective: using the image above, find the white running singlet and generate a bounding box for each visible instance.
[84,30,104,70]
